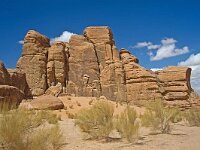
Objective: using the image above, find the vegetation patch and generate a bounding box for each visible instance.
[0,108,65,150]
[141,99,180,134]
[75,101,114,140]
[115,106,140,143]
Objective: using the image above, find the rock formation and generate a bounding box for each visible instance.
[1,26,199,109]
[0,61,28,107]
[0,61,10,85]
[120,49,162,105]
[17,30,50,96]
[47,42,67,88]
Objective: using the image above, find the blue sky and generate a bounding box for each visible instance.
[0,0,199,93]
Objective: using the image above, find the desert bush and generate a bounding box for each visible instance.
[75,101,114,140]
[46,113,59,124]
[184,108,200,126]
[0,109,65,150]
[141,99,180,134]
[68,113,75,119]
[115,106,140,142]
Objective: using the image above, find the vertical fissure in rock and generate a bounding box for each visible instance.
[88,39,103,96]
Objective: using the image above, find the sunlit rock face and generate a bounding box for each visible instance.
[0,26,198,109]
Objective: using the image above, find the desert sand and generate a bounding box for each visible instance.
[49,96,200,150]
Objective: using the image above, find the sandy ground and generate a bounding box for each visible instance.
[59,119,200,150]
[54,96,200,150]
[20,96,200,150]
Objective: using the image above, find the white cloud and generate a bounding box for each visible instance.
[18,40,24,44]
[178,53,200,66]
[134,38,189,61]
[178,53,200,94]
[134,42,160,50]
[150,68,163,71]
[50,31,76,44]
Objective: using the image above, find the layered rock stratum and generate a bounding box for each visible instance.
[0,26,199,109]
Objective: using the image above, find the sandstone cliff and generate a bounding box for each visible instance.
[1,26,199,109]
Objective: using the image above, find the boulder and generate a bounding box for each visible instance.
[45,82,62,97]
[29,95,64,110]
[0,85,24,107]
[7,69,30,97]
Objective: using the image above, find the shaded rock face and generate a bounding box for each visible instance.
[7,69,30,97]
[17,30,50,96]
[0,62,28,107]
[3,26,197,108]
[0,61,10,85]
[0,85,24,107]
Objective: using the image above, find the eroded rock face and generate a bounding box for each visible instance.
[6,26,198,108]
[120,49,162,105]
[67,35,101,97]
[0,61,10,85]
[84,27,126,101]
[156,67,193,108]
[47,42,67,88]
[7,69,30,97]
[17,30,50,96]
[0,85,24,107]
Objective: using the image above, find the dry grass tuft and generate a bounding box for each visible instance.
[141,99,180,134]
[184,108,200,126]
[0,108,65,150]
[115,106,140,142]
[75,101,114,140]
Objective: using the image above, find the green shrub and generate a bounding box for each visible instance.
[115,106,140,142]
[75,101,114,140]
[0,109,65,150]
[141,99,180,134]
[184,108,200,126]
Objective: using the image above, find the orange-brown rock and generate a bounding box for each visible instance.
[0,61,10,85]
[47,42,67,88]
[7,69,30,97]
[120,48,162,105]
[156,67,193,108]
[45,82,62,97]
[17,30,50,96]
[84,27,126,101]
[29,95,64,110]
[84,26,115,70]
[0,85,24,107]
[67,35,101,97]
[8,26,199,108]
